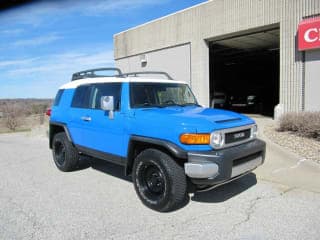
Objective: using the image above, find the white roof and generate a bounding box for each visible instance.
[60,77,186,89]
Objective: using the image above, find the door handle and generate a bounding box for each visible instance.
[81,116,91,122]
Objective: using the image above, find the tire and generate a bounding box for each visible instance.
[132,148,187,212]
[52,132,79,172]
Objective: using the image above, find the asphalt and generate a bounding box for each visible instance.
[0,123,319,240]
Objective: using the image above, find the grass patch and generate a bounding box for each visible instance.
[278,112,320,140]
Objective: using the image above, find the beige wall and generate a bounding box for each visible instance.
[114,0,320,111]
[116,44,191,85]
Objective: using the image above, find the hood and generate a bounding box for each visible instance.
[134,106,254,133]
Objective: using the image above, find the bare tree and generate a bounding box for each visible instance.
[0,99,53,131]
[31,104,48,125]
[3,102,19,131]
[6,115,18,131]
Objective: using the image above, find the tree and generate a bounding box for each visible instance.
[31,104,47,125]
[3,102,19,131]
[6,115,18,131]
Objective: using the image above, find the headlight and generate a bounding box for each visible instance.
[251,124,258,138]
[210,132,224,148]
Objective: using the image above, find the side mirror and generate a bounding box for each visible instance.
[101,96,114,119]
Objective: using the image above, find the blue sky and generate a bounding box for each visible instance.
[0,0,206,99]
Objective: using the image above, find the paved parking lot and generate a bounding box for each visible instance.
[0,132,320,240]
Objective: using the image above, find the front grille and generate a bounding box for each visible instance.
[210,124,255,149]
[232,152,262,167]
[225,129,251,144]
[231,152,263,178]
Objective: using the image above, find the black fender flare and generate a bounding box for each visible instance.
[49,121,73,149]
[125,135,187,175]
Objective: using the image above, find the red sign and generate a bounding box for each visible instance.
[298,17,320,51]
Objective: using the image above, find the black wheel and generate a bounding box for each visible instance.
[132,148,187,212]
[52,132,79,172]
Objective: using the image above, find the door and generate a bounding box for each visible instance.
[68,83,126,158]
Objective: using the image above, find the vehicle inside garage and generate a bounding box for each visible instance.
[209,28,280,117]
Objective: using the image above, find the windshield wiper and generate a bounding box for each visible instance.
[137,103,164,108]
[180,103,201,107]
[160,103,183,107]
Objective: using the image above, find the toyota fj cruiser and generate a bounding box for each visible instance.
[49,68,266,212]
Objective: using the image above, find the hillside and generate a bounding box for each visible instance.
[0,99,53,133]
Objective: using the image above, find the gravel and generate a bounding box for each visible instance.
[263,123,320,164]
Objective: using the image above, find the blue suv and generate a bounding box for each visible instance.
[49,68,266,212]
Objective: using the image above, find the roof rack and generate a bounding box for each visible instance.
[71,68,122,81]
[121,71,173,80]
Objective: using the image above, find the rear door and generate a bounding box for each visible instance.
[68,84,93,147]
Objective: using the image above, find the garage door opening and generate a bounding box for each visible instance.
[209,28,280,117]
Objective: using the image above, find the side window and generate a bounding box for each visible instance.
[90,83,122,111]
[53,89,64,106]
[71,85,92,108]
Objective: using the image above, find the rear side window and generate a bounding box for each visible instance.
[53,89,64,106]
[71,85,92,108]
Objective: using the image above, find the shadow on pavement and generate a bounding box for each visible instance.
[77,156,93,170]
[90,158,190,212]
[90,158,132,182]
[191,173,257,203]
[83,158,257,210]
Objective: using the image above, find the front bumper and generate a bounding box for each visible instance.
[184,139,266,185]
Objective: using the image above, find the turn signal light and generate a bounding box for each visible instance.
[180,133,210,145]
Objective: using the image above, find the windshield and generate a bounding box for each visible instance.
[130,82,198,108]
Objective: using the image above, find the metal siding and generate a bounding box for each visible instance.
[280,0,320,112]
[114,0,281,59]
[114,0,320,110]
[305,50,320,111]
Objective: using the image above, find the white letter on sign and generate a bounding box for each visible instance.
[304,28,318,43]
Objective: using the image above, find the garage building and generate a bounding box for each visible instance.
[114,0,320,117]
